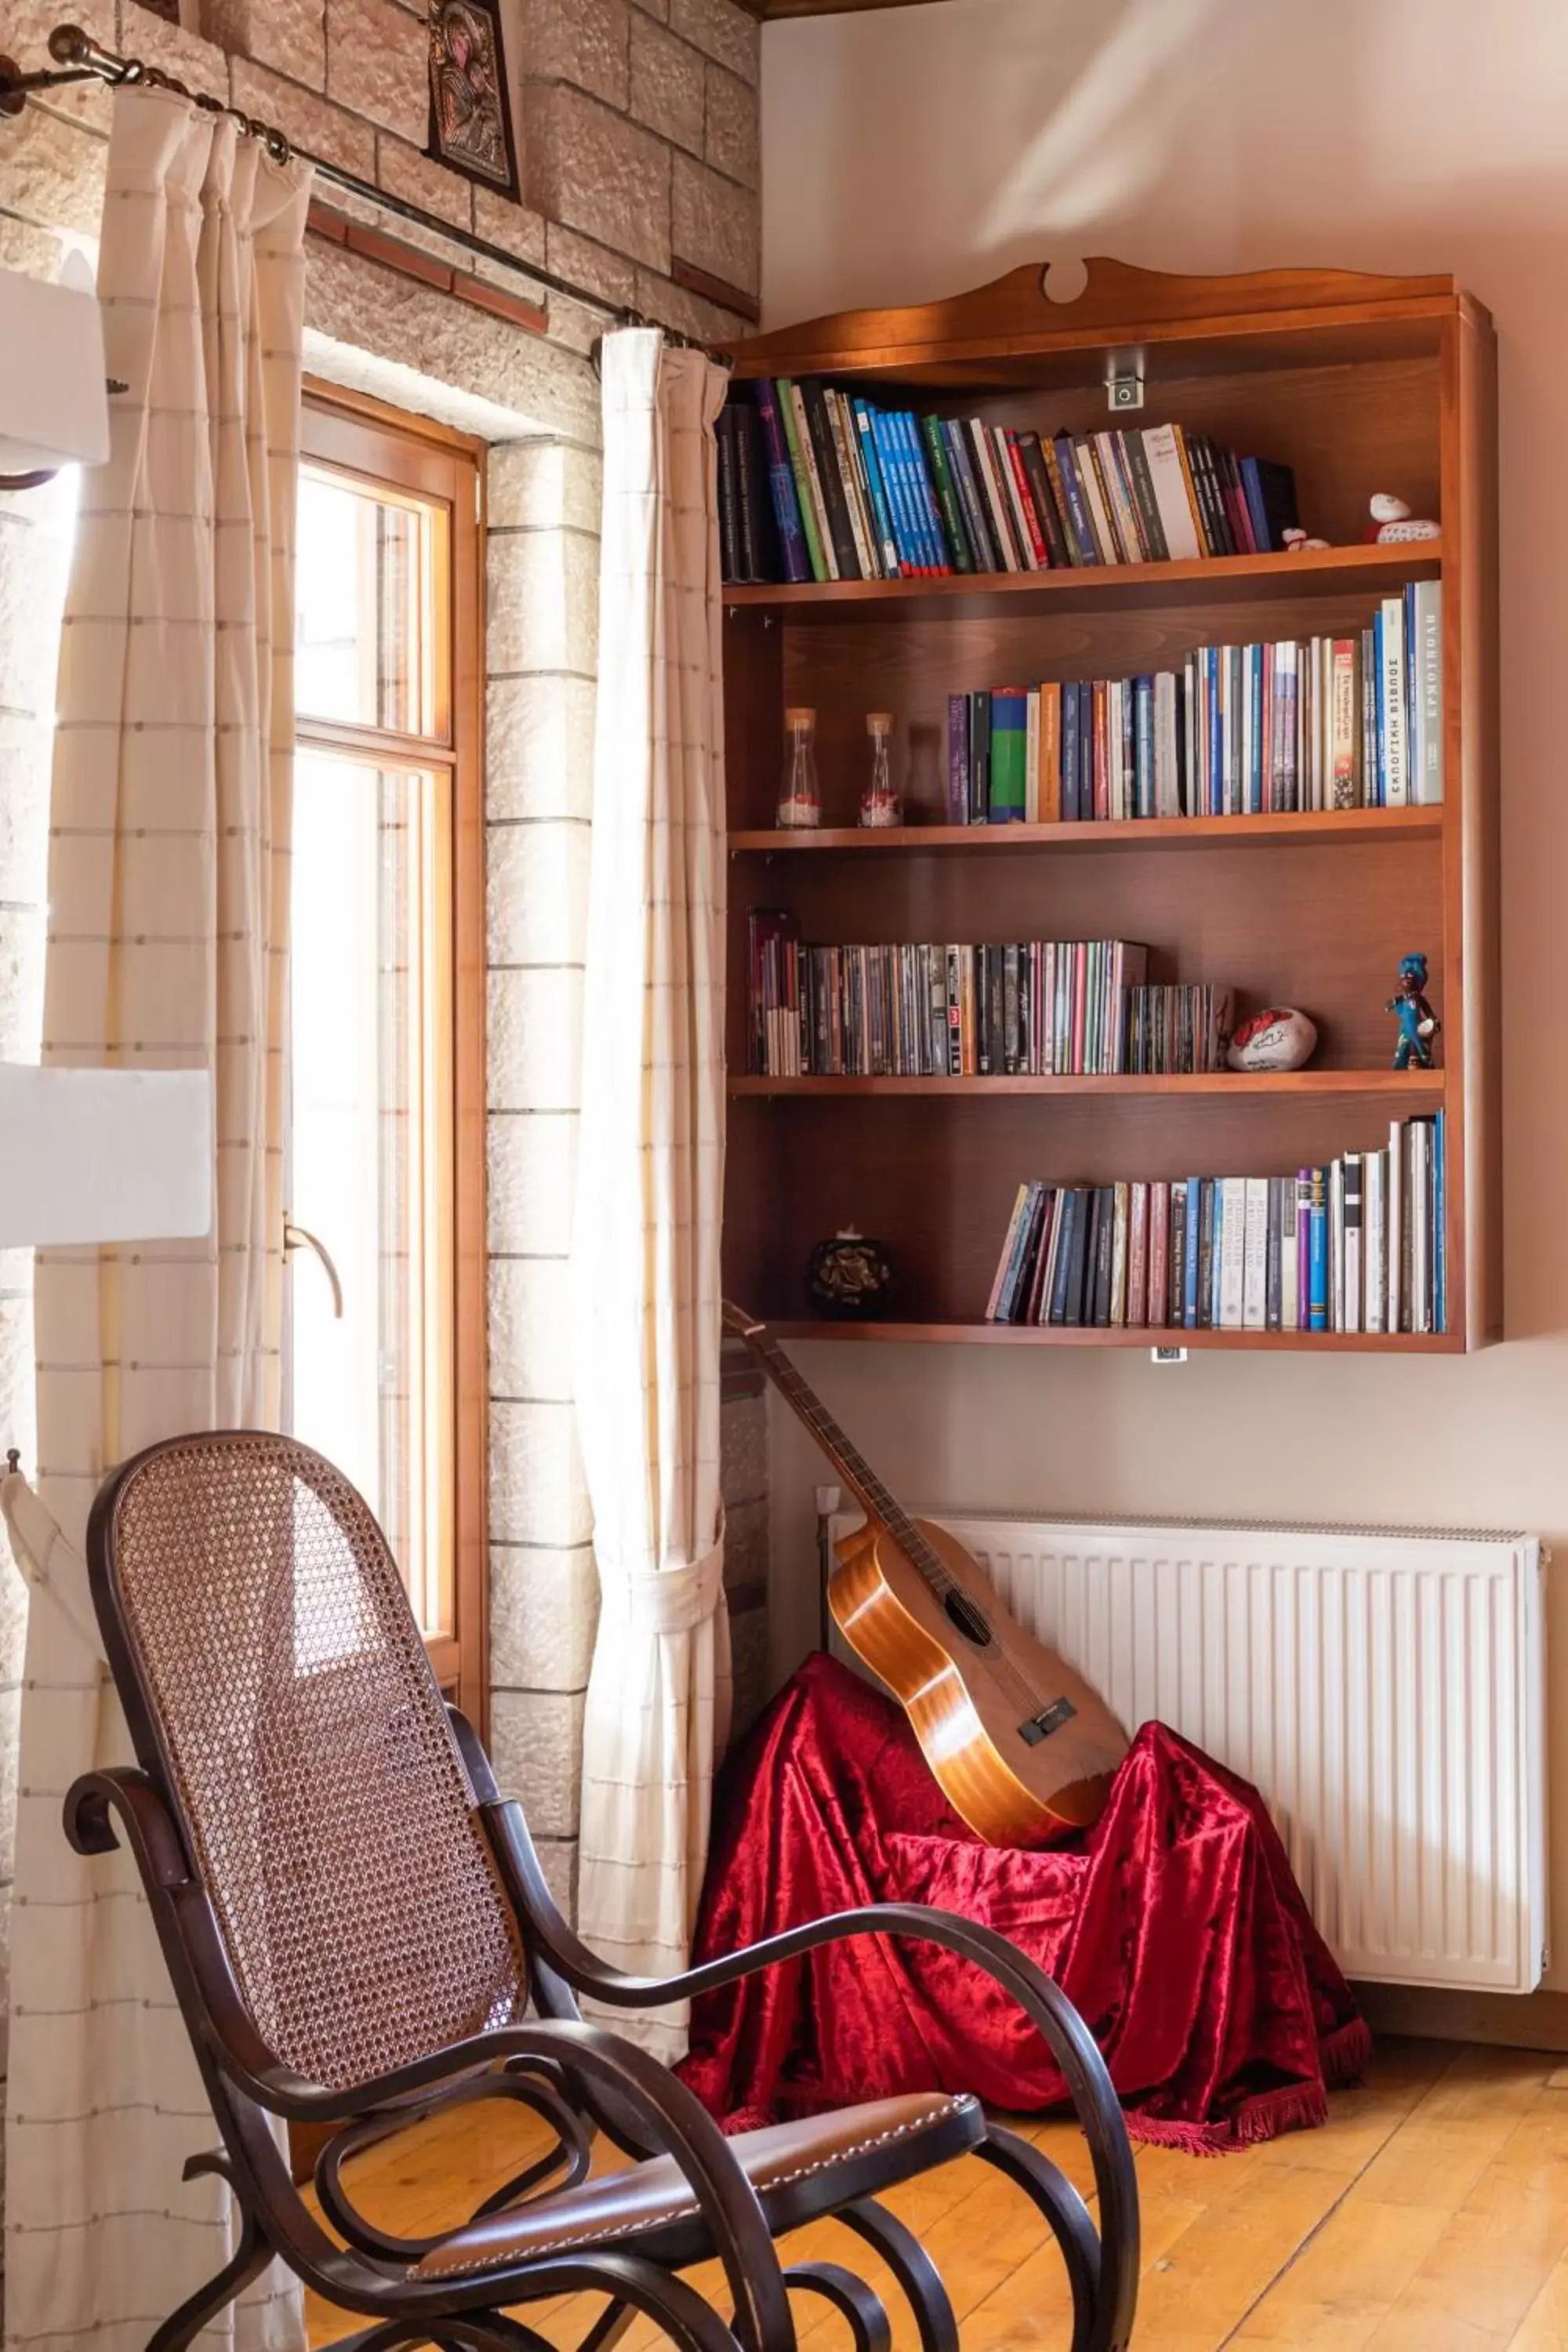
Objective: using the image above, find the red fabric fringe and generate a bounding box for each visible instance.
[679,1653,1370,2154]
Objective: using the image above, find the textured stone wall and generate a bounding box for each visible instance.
[482,435,771,1919]
[0,0,765,2171]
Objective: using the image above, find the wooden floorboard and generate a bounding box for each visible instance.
[305,2040,1568,2350]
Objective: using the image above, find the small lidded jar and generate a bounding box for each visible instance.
[778,706,822,829]
[858,711,902,828]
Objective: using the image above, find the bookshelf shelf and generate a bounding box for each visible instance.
[757,1321,1464,1355]
[730,1071,1445,1102]
[724,539,1439,622]
[720,258,1499,1351]
[731,808,1444,855]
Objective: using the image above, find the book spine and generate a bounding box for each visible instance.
[784,380,837,580]
[825,390,877,579]
[1218,1176,1246,1330]
[1435,1108,1446,1333]
[1149,1180,1171,1327]
[986,1182,1031,1321]
[1182,1178,1203,1328]
[971,422,1022,570]
[1381,594,1409,805]
[1097,430,1145,561]
[851,398,901,576]
[1174,426,1210,555]
[902,411,951,572]
[1025,687,1040,824]
[1413,579,1443,804]
[1040,683,1062,823]
[946,695,969,826]
[968,690,991,824]
[1308,1167,1328,1331]
[753,382,811,583]
[1365,1149,1386,1334]
[1017,430,1071,568]
[803,381,862,579]
[868,407,915,575]
[989,689,1029,821]
[1199,1178,1218,1327]
[944,419,999,571]
[1168,1181,1188,1325]
[1143,423,1202,561]
[1243,1175,1269,1330]
[1061,681,1081,822]
[1004,430,1051,568]
[1330,637,1359,807]
[1343,1153,1363,1334]
[996,429,1042,569]
[1123,428,1170,561]
[1265,1177,1284,1331]
[717,405,742,583]
[1127,1182,1149,1328]
[1052,434,1100,565]
[1110,1182,1130,1327]
[920,413,975,572]
[1074,434,1120,562]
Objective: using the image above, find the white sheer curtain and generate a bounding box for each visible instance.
[572,331,731,2058]
[4,84,310,2352]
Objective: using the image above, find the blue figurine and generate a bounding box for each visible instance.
[1388,953,1439,1069]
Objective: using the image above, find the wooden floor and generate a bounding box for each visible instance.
[306,2038,1568,2350]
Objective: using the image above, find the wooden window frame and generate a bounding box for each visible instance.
[297,382,488,1733]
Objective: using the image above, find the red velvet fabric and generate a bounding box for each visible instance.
[679,1653,1370,2152]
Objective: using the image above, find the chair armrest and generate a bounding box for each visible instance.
[483,1795,1137,2352]
[66,1766,793,2352]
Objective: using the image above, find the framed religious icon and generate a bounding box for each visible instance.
[426,0,521,201]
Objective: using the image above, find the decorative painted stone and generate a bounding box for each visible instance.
[1282,527,1330,553]
[1226,1007,1318,1073]
[1369,492,1439,544]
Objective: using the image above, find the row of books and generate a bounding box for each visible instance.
[945,588,1443,823]
[747,916,1157,1078]
[719,379,1301,586]
[985,1115,1446,1335]
[1126,985,1236,1077]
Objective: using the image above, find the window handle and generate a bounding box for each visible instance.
[283,1218,344,1319]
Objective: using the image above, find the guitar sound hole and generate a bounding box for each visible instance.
[944,1591,993,1648]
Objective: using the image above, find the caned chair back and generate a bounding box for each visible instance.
[89,1431,527,2090]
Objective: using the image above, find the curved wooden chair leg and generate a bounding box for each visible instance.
[143,2216,275,2352]
[785,2262,892,2352]
[975,2126,1102,2352]
[576,2300,636,2352]
[837,2198,958,2352]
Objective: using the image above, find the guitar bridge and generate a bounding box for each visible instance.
[1018,1697,1076,1745]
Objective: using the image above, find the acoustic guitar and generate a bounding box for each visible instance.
[723,1304,1131,1846]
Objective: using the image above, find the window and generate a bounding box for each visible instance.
[288,390,486,1721]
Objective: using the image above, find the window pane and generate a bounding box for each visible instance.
[296,469,437,737]
[288,750,452,1635]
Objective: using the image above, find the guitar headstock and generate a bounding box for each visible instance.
[721,1299,767,1342]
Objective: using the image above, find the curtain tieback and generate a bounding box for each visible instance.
[599,1520,726,1635]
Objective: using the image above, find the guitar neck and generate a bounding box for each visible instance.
[724,1309,954,1599]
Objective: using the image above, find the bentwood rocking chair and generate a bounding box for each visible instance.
[70,1430,1140,2352]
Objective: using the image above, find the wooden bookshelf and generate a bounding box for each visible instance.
[720,259,1500,1351]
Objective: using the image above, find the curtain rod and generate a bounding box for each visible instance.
[0,23,731,360]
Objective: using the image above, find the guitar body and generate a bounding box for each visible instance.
[829,1516,1130,1846]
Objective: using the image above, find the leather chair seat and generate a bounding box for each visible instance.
[415,2090,985,2281]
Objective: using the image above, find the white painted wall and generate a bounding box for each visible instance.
[758,0,1568,1987]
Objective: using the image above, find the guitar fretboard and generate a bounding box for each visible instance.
[736,1319,964,1606]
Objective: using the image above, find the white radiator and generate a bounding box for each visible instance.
[830,1509,1546,1994]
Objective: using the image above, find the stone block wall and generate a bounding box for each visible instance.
[482,435,771,1918]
